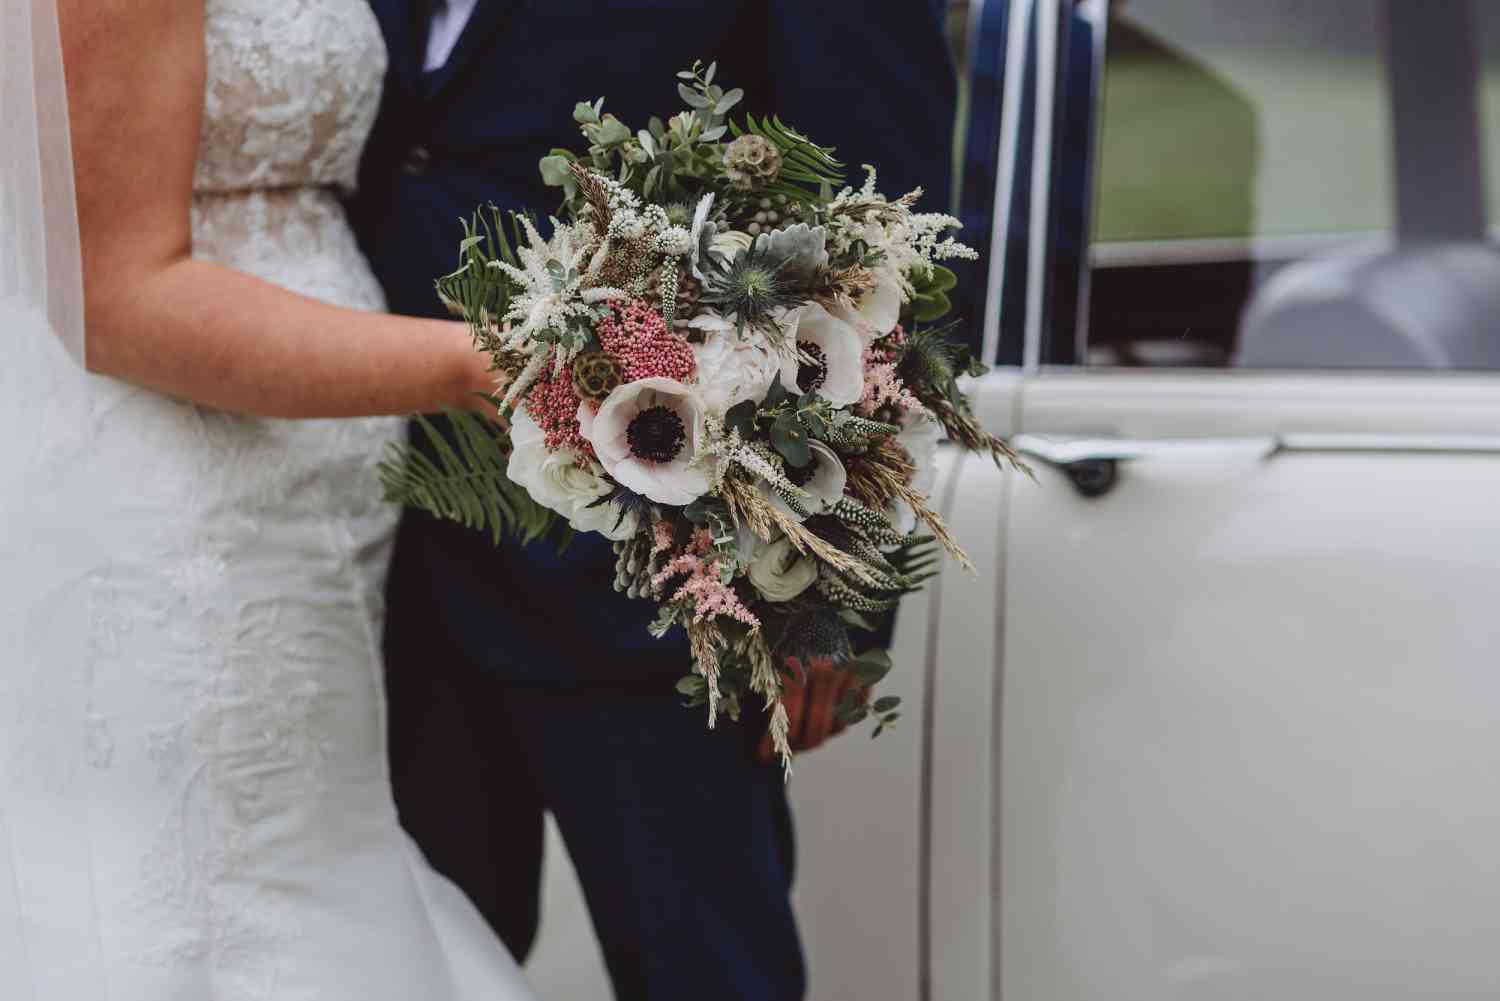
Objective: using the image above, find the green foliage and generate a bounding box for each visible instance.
[435,205,525,348]
[902,264,958,324]
[378,411,559,546]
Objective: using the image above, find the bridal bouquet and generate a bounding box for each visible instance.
[382,63,1023,771]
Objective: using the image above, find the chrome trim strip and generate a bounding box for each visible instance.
[1276,433,1500,455]
[1070,0,1110,363]
[980,0,1036,368]
[1012,432,1500,468]
[989,465,1014,1001]
[1090,231,1393,268]
[918,448,968,1001]
[1022,0,1059,374]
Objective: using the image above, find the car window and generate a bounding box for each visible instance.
[1050,0,1500,371]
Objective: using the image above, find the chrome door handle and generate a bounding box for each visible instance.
[1010,435,1277,497]
[1011,434,1278,467]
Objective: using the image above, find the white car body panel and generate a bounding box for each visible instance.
[990,370,1500,1000]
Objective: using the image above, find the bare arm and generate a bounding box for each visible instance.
[59,0,490,419]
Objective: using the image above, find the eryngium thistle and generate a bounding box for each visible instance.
[700,244,803,336]
[723,134,783,191]
[779,608,854,667]
[571,351,623,402]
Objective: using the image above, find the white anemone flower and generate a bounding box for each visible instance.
[836,263,903,340]
[689,310,782,417]
[711,229,754,258]
[749,535,818,603]
[581,377,710,506]
[506,411,638,540]
[778,303,865,407]
[766,439,847,522]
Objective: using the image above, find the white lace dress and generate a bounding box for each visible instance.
[0,2,536,999]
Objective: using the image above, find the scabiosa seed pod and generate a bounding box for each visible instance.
[723,135,783,191]
[572,352,623,403]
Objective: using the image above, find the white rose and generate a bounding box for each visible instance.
[886,412,942,536]
[506,412,558,511]
[567,487,641,541]
[507,411,638,539]
[748,535,818,603]
[689,310,782,416]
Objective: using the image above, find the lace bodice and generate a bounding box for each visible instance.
[195,0,386,194]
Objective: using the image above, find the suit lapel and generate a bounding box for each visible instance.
[369,0,425,99]
[423,0,522,100]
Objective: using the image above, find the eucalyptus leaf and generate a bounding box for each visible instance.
[637,129,657,158]
[771,417,811,467]
[678,83,711,109]
[872,696,901,713]
[704,61,717,85]
[539,155,574,186]
[700,125,727,143]
[714,88,744,115]
[592,116,631,147]
[725,399,757,440]
[848,649,893,685]
[573,100,601,124]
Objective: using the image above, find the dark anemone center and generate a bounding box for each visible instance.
[626,405,687,463]
[795,341,828,394]
[785,452,819,489]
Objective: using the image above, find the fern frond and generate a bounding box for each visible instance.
[378,411,558,545]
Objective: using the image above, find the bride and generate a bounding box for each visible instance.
[0,0,536,998]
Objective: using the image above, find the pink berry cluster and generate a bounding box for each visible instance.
[595,298,696,384]
[524,374,593,456]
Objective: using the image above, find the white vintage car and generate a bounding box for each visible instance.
[530,1,1500,997]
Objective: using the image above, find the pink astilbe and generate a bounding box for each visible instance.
[524,374,593,455]
[596,298,696,384]
[652,519,675,555]
[860,356,923,416]
[651,530,760,630]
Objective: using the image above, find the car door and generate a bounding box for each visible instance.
[958,2,1500,999]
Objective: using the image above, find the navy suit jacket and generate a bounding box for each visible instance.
[350,0,955,684]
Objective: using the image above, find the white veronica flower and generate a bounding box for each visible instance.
[507,412,638,540]
[581,377,709,506]
[778,303,865,407]
[766,440,847,522]
[688,310,782,416]
[749,535,818,603]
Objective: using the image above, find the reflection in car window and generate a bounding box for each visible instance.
[1063,0,1500,371]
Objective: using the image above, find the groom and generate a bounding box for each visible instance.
[349,3,955,997]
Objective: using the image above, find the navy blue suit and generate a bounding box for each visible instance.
[348,3,953,998]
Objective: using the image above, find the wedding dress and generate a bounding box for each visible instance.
[0,1,536,998]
